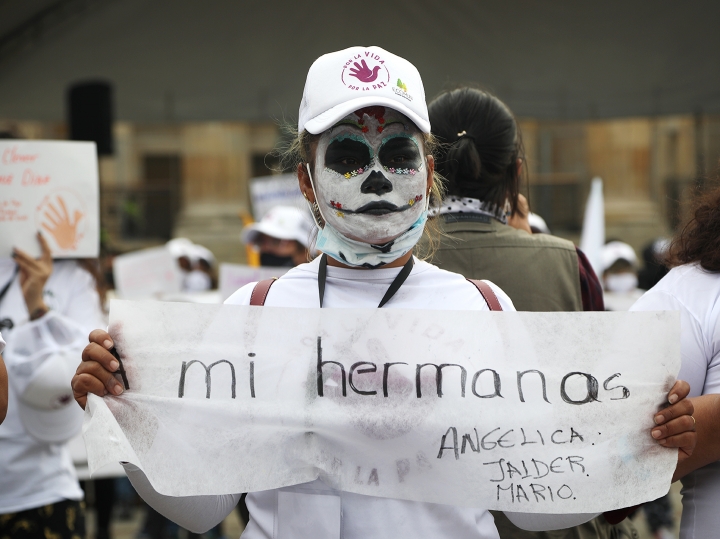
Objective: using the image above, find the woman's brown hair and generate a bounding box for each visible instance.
[664,182,720,272]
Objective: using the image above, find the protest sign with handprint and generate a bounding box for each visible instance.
[0,141,98,258]
[38,190,86,251]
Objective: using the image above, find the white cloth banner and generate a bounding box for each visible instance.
[0,140,99,258]
[84,301,680,513]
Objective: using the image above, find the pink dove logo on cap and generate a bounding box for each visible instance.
[349,59,381,83]
[341,51,390,90]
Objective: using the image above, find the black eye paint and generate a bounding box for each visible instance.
[378,137,423,171]
[325,139,372,176]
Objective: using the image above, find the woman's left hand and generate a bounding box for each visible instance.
[12,232,53,320]
[652,380,696,465]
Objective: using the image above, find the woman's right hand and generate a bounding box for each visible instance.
[72,329,124,409]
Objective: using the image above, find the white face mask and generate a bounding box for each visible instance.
[604,272,638,293]
[312,107,429,245]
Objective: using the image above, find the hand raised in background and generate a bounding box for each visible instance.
[41,196,83,250]
[12,232,52,318]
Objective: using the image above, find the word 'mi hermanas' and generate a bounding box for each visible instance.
[177,337,631,405]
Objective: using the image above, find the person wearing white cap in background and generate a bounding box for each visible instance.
[184,244,216,291]
[0,232,105,539]
[166,237,195,285]
[166,238,217,291]
[242,205,314,267]
[601,241,644,311]
[73,46,695,539]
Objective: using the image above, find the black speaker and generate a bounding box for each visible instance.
[68,81,114,155]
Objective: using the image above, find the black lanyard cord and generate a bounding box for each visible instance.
[317,253,414,308]
[0,266,19,331]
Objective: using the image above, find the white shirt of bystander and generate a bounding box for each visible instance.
[631,263,720,539]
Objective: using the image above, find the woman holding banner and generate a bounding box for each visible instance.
[73,47,696,539]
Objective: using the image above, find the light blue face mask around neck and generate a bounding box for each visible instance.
[314,211,428,268]
[305,164,429,268]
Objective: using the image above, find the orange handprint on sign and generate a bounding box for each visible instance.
[41,196,84,250]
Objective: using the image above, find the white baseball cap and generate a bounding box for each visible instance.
[528,212,551,234]
[242,206,314,248]
[187,244,215,264]
[602,241,638,272]
[5,313,85,443]
[15,351,83,443]
[299,46,430,134]
[166,237,194,258]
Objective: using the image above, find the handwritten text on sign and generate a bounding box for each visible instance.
[0,141,99,258]
[83,301,680,513]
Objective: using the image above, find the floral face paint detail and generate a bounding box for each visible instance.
[313,108,428,244]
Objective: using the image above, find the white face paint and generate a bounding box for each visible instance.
[312,107,428,245]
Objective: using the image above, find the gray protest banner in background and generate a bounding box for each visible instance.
[84,301,679,513]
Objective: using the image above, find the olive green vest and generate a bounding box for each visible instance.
[427,214,583,312]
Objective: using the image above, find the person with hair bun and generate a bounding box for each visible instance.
[427,88,636,538]
[632,183,720,539]
[427,87,603,313]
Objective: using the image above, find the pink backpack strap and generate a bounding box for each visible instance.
[249,278,277,306]
[466,279,503,311]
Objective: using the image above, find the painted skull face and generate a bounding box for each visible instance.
[313,107,428,245]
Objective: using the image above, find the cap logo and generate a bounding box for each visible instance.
[392,78,413,102]
[341,51,390,92]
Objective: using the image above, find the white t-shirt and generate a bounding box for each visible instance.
[631,263,720,539]
[0,257,107,514]
[0,331,4,355]
[124,257,596,538]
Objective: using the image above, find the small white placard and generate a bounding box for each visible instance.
[249,174,305,221]
[113,247,183,299]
